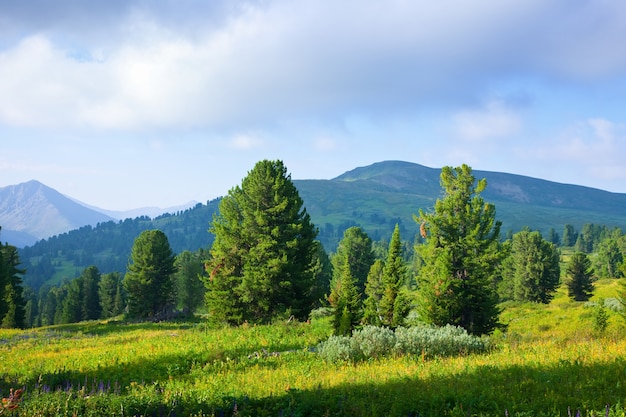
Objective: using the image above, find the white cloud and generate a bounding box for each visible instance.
[453,100,522,141]
[2,0,626,132]
[229,133,264,150]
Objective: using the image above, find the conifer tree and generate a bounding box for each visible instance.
[362,259,385,326]
[173,249,207,312]
[362,224,412,328]
[124,230,176,319]
[328,227,374,304]
[99,272,123,319]
[205,160,319,324]
[500,230,560,303]
[331,254,362,335]
[81,265,102,320]
[415,165,503,335]
[566,252,595,301]
[0,241,26,329]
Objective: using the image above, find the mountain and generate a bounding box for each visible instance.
[296,161,626,248]
[11,161,626,290]
[0,180,116,247]
[83,200,201,220]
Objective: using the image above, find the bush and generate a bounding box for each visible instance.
[317,334,361,363]
[318,324,489,363]
[352,326,396,359]
[394,324,487,358]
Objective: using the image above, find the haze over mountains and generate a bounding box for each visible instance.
[0,180,197,247]
[2,161,626,251]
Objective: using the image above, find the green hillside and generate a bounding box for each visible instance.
[18,161,626,289]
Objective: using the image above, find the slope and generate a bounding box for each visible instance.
[0,180,115,246]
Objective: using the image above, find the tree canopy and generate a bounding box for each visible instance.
[499,230,561,303]
[124,230,176,319]
[415,165,503,335]
[205,159,319,324]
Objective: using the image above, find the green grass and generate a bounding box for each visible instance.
[2,283,626,416]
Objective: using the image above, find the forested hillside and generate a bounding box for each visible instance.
[15,161,626,291]
[19,200,219,289]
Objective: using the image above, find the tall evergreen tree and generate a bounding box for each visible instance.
[362,259,385,326]
[173,250,207,312]
[308,241,333,308]
[329,226,374,303]
[99,272,124,319]
[124,230,176,319]
[566,252,595,301]
[595,231,624,279]
[499,230,561,303]
[81,266,102,320]
[0,242,26,329]
[378,224,410,328]
[205,160,319,324]
[60,278,82,324]
[562,224,577,247]
[415,165,504,335]
[331,254,362,335]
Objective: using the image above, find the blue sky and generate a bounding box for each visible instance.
[1,0,626,210]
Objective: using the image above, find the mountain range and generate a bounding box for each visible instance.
[3,161,626,289]
[0,180,197,247]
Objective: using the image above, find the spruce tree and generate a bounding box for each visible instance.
[0,242,26,329]
[500,230,561,303]
[205,160,319,324]
[415,165,503,335]
[378,224,410,328]
[328,226,374,304]
[124,230,176,319]
[81,266,102,320]
[99,272,123,319]
[331,254,362,335]
[566,252,594,301]
[173,250,207,312]
[362,259,385,326]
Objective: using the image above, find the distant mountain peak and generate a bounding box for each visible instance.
[0,181,115,247]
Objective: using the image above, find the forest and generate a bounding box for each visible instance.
[1,160,626,416]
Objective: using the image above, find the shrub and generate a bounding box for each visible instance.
[318,324,489,363]
[317,334,361,363]
[352,326,396,359]
[394,324,488,358]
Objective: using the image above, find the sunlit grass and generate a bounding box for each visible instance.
[2,282,626,416]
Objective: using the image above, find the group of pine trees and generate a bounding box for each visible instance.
[23,238,208,328]
[3,159,626,333]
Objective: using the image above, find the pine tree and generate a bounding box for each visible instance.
[205,160,319,324]
[99,272,123,319]
[362,260,385,326]
[378,224,410,328]
[566,252,595,301]
[81,266,102,320]
[595,231,624,279]
[328,227,374,306]
[415,165,503,335]
[331,255,362,335]
[0,242,26,329]
[124,230,176,319]
[500,230,561,303]
[173,250,207,312]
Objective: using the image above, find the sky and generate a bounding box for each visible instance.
[1,0,626,211]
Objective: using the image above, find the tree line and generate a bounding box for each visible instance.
[2,160,626,333]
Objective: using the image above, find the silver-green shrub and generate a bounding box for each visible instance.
[318,324,489,363]
[394,324,487,358]
[352,325,396,359]
[317,334,362,363]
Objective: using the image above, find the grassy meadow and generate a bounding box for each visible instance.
[2,280,626,416]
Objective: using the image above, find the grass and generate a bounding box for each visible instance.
[2,281,626,416]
